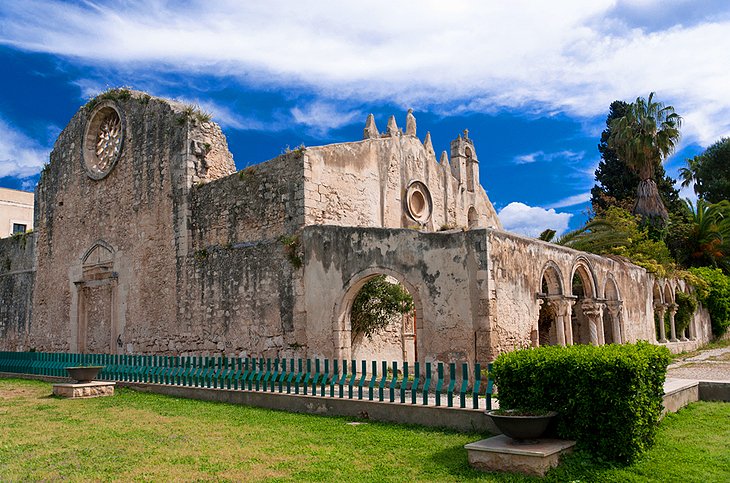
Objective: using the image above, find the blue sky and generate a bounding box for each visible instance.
[2,1,729,235]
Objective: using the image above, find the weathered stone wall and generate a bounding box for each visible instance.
[301,225,490,364]
[116,239,301,357]
[484,230,712,358]
[30,91,234,353]
[302,127,501,232]
[0,233,35,350]
[190,152,304,249]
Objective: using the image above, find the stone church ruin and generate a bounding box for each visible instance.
[0,91,713,364]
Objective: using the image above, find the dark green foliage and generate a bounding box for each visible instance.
[556,207,675,276]
[591,100,683,219]
[689,266,730,337]
[350,275,414,338]
[680,137,730,203]
[491,342,671,463]
[674,291,697,334]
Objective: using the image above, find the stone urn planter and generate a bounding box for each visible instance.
[65,366,104,383]
[486,409,558,443]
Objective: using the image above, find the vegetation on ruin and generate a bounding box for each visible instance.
[279,234,303,269]
[178,103,212,125]
[1,378,729,481]
[84,87,133,111]
[689,266,730,336]
[350,275,414,338]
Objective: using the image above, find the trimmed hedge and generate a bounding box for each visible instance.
[491,342,671,463]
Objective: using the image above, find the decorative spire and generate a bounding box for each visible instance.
[386,115,399,137]
[440,151,450,167]
[363,114,379,139]
[405,109,417,136]
[423,131,434,156]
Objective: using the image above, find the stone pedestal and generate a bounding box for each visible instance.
[52,381,116,398]
[465,434,575,477]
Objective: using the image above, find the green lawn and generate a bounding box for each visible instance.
[0,378,728,482]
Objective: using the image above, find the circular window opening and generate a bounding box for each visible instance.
[83,101,124,180]
[405,181,433,223]
[410,191,426,217]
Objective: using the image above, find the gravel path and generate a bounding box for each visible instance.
[667,343,730,381]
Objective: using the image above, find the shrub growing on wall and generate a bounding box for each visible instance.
[350,275,414,338]
[689,266,730,337]
[491,342,671,463]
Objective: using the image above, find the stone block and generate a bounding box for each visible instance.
[52,381,116,398]
[465,434,575,477]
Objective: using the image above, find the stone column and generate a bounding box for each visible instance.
[607,302,623,344]
[581,300,604,346]
[655,304,667,343]
[547,299,566,347]
[689,314,697,340]
[668,303,678,342]
[554,298,575,346]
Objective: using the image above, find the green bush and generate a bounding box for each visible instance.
[491,342,671,463]
[674,291,697,335]
[690,266,730,337]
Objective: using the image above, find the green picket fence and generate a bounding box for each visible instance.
[0,351,494,410]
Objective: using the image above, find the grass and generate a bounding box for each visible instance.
[0,378,728,482]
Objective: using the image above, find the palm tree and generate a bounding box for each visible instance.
[608,92,682,224]
[681,199,730,270]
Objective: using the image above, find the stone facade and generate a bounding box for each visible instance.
[0,91,713,363]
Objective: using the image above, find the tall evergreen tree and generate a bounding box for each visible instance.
[591,100,682,217]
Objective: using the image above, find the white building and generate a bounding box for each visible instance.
[0,187,34,238]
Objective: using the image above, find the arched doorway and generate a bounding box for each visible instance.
[334,268,423,364]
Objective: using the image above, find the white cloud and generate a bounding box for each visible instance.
[291,102,361,136]
[1,1,730,145]
[498,202,572,237]
[0,117,49,178]
[514,150,584,164]
[545,192,592,209]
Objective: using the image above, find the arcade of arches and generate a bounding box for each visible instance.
[534,260,697,348]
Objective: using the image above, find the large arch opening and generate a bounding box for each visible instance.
[603,277,621,344]
[570,261,596,345]
[537,262,563,347]
[664,283,675,341]
[334,268,423,364]
[653,281,665,342]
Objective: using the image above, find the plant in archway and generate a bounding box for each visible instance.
[674,291,698,335]
[351,275,414,338]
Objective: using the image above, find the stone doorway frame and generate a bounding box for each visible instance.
[332,267,424,363]
[70,240,121,354]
